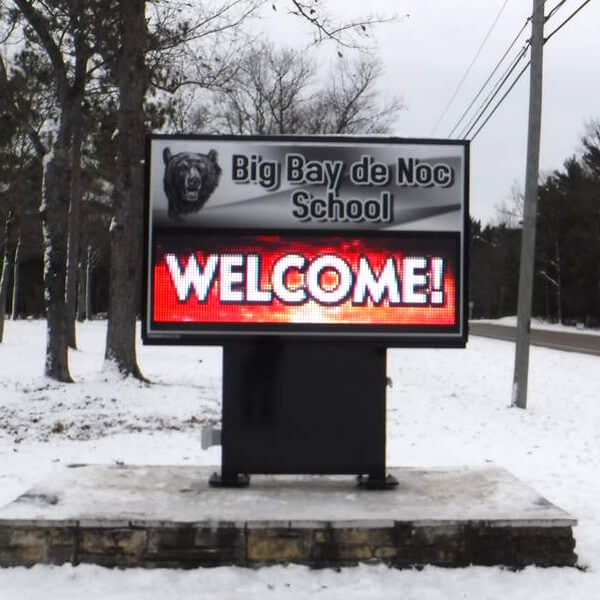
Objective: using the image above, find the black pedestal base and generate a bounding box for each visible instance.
[214,340,389,487]
[357,473,399,490]
[209,472,250,488]
[208,471,399,490]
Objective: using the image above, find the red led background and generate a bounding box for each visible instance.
[152,234,457,328]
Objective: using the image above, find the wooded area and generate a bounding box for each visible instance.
[470,121,600,327]
[0,0,398,381]
[0,1,599,383]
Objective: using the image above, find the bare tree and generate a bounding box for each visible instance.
[278,0,394,50]
[202,42,313,134]
[495,181,524,228]
[100,0,264,379]
[65,84,85,348]
[304,55,403,134]
[78,244,101,321]
[3,0,398,377]
[192,41,402,136]
[538,239,562,323]
[10,235,20,319]
[10,0,91,381]
[0,211,16,342]
[102,0,147,378]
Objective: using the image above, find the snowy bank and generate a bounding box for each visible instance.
[0,320,599,598]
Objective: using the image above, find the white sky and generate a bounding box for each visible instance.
[253,0,600,224]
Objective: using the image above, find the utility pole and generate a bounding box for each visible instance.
[512,0,545,409]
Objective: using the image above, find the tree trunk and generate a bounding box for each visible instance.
[0,211,16,343]
[13,0,88,381]
[77,248,87,322]
[41,110,74,382]
[544,277,550,322]
[86,245,93,320]
[11,235,21,320]
[65,6,88,347]
[555,239,562,324]
[104,0,147,379]
[65,99,84,347]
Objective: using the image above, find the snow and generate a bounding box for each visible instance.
[475,315,600,335]
[0,562,596,600]
[0,464,574,525]
[1,319,600,598]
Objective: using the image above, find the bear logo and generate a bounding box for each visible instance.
[163,147,222,219]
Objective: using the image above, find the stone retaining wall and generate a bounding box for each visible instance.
[0,520,577,569]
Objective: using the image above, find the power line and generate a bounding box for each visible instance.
[430,0,510,136]
[449,0,585,140]
[447,18,530,137]
[545,0,569,20]
[470,61,530,140]
[545,0,592,41]
[451,0,565,139]
[459,43,530,139]
[463,0,594,141]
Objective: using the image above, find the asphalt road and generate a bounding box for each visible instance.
[469,322,600,357]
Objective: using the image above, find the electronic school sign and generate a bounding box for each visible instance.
[143,135,469,346]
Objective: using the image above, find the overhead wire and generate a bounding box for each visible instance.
[448,4,564,139]
[470,61,530,140]
[545,0,569,20]
[545,0,592,42]
[430,0,510,136]
[454,0,593,141]
[447,18,530,137]
[449,1,563,140]
[457,40,530,138]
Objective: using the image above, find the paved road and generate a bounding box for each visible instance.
[469,322,600,356]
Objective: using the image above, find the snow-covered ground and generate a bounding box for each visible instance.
[475,315,600,335]
[1,319,599,599]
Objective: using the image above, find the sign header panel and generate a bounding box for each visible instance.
[144,135,468,345]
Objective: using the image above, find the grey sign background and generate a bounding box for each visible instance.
[149,137,466,232]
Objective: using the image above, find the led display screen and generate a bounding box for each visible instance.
[144,135,468,345]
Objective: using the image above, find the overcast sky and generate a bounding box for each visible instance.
[255,0,600,224]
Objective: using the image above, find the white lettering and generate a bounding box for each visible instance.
[245,254,272,303]
[220,255,245,302]
[402,257,428,304]
[306,255,353,305]
[272,254,307,304]
[165,253,219,302]
[353,256,400,305]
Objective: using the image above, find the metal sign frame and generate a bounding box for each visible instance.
[143,134,469,347]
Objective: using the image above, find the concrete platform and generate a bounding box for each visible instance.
[0,465,577,569]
